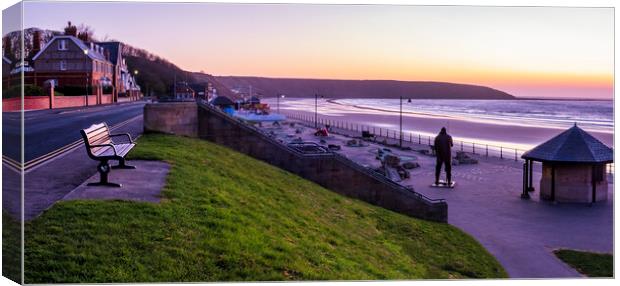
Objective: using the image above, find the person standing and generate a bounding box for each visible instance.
[434,127,453,185]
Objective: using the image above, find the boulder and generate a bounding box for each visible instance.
[402,161,420,169]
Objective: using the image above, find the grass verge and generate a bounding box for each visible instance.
[24,134,506,282]
[554,249,613,277]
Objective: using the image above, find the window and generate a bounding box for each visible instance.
[58,39,67,50]
[59,60,67,71]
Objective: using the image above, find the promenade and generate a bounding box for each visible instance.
[258,117,613,278]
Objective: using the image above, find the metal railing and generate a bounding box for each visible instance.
[282,111,615,175]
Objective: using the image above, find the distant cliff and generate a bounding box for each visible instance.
[215,76,515,100]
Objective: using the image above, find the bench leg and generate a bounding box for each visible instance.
[112,158,136,169]
[88,160,121,187]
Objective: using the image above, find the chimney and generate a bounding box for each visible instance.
[105,49,110,60]
[64,21,77,37]
[31,30,41,55]
[90,42,94,51]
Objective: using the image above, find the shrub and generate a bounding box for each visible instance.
[55,85,93,96]
[2,84,44,98]
[102,86,113,94]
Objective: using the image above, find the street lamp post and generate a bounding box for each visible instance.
[314,93,321,128]
[399,96,412,148]
[84,49,89,106]
[133,69,139,100]
[277,94,285,113]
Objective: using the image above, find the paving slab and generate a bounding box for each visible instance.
[62,160,169,203]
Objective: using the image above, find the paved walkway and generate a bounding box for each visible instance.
[2,116,144,220]
[62,160,169,203]
[261,119,613,278]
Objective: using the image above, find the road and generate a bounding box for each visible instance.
[2,102,145,162]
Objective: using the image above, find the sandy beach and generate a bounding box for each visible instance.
[266,98,613,150]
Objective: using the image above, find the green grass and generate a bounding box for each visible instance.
[24,134,506,283]
[554,249,613,277]
[3,212,21,283]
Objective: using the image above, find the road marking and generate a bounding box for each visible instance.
[1,115,142,174]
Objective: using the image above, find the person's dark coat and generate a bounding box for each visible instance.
[434,129,453,161]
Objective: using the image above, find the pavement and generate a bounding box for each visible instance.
[259,118,614,278]
[62,160,169,203]
[2,103,145,220]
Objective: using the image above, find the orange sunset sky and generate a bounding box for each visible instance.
[12,2,615,99]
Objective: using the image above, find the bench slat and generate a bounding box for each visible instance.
[88,132,111,144]
[83,123,107,134]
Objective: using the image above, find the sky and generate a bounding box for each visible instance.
[10,1,615,99]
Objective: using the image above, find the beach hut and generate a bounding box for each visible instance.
[521,124,613,203]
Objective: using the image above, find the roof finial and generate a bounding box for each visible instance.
[574,122,577,127]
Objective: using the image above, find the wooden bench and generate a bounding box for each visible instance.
[80,122,136,187]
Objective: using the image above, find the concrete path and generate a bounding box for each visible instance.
[261,119,613,278]
[62,160,169,203]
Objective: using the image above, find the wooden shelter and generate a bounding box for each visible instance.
[521,124,613,203]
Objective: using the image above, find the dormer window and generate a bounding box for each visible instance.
[60,60,67,71]
[58,39,67,51]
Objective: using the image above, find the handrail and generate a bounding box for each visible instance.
[198,102,445,205]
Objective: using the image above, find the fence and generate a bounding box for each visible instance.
[282,111,614,175]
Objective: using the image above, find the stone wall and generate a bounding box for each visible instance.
[143,102,198,137]
[196,103,448,222]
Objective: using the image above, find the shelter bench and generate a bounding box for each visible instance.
[80,122,136,187]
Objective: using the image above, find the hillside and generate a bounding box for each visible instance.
[216,76,515,99]
[24,134,506,283]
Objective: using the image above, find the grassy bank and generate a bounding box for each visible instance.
[554,249,613,277]
[3,212,21,283]
[24,134,506,283]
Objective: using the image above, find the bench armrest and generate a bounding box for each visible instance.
[89,143,118,156]
[109,133,133,144]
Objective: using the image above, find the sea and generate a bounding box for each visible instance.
[332,99,614,134]
[268,98,614,151]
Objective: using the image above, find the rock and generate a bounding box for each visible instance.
[402,162,420,169]
[454,151,478,164]
[384,154,401,167]
[295,128,303,134]
[320,139,327,144]
[346,139,358,146]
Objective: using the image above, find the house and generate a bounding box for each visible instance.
[174,81,195,101]
[98,41,124,101]
[32,35,114,93]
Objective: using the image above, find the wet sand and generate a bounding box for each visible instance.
[267,99,613,150]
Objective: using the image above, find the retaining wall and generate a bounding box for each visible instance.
[143,102,199,137]
[141,102,447,222]
[195,103,448,222]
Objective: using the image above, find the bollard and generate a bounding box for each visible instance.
[418,134,421,144]
[486,145,488,157]
[500,147,503,159]
[461,141,463,151]
[515,149,518,161]
[473,143,476,154]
